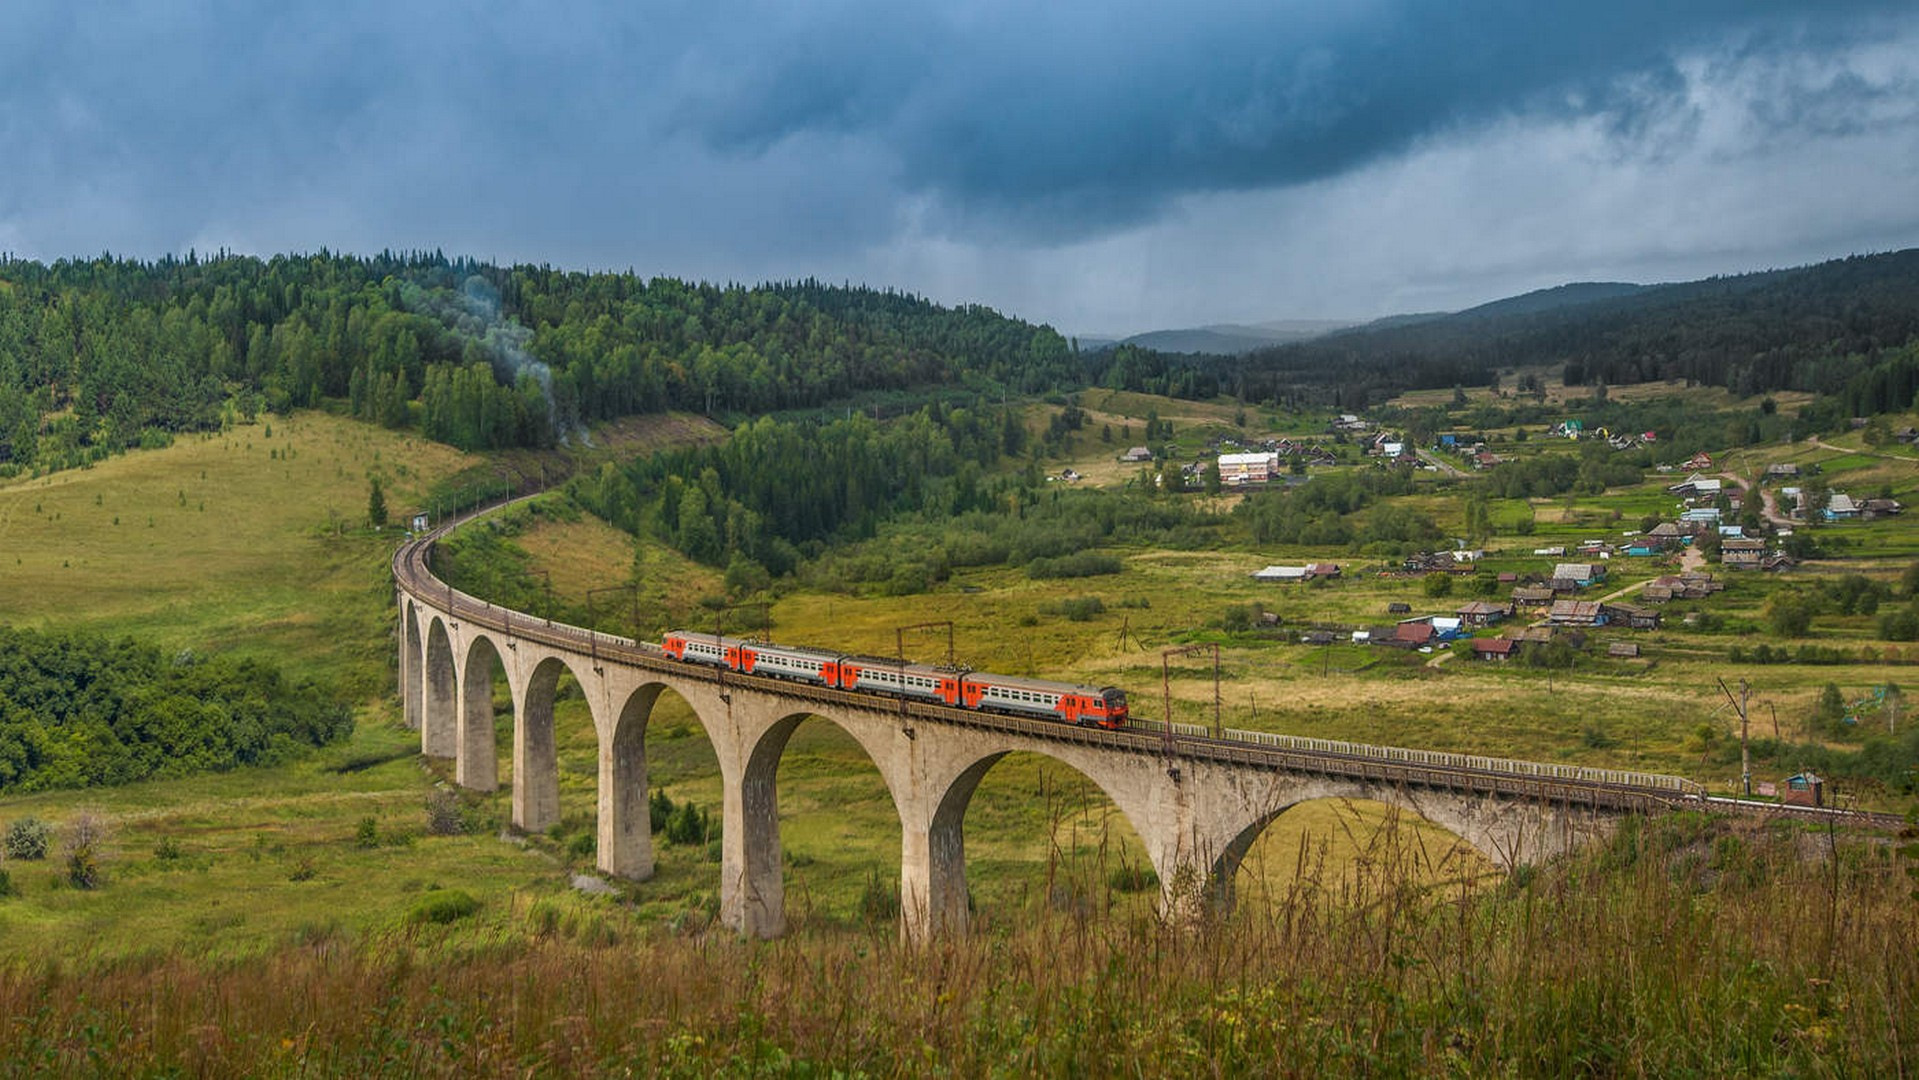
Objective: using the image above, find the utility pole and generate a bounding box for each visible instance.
[895,621,956,668]
[1718,677,1751,797]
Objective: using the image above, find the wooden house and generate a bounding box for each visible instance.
[1607,642,1641,658]
[1472,637,1520,661]
[1455,600,1511,627]
[1511,585,1555,606]
[1601,603,1661,629]
[1548,600,1606,627]
[1720,538,1767,569]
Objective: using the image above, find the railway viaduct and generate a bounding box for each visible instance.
[395,525,1704,942]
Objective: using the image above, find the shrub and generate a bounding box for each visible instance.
[665,802,711,846]
[153,836,183,861]
[1423,574,1455,598]
[4,817,52,861]
[0,868,13,898]
[649,789,674,832]
[63,812,109,890]
[425,790,465,836]
[407,889,480,925]
[568,832,596,859]
[1040,596,1107,622]
[288,856,317,882]
[354,817,380,849]
[1026,552,1123,579]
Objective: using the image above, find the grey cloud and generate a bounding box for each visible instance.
[0,2,1916,335]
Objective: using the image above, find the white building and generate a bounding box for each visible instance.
[1217,451,1280,486]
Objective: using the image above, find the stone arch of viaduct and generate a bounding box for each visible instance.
[396,576,1631,941]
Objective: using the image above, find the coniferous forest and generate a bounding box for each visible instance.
[8,249,1919,478]
[0,251,1078,468]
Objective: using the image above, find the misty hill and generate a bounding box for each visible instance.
[1224,248,1919,408]
[1082,318,1354,357]
[1450,281,1649,320]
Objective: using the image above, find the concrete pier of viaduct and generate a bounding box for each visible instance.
[395,522,1708,942]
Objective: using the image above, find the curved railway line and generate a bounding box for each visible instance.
[395,502,1909,831]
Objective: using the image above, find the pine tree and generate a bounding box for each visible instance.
[368,476,388,529]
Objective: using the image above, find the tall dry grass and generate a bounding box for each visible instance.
[1,812,1912,1077]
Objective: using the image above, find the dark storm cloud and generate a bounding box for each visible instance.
[672,0,1915,235]
[0,2,1916,331]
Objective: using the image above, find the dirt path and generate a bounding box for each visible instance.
[1417,447,1468,478]
[1807,435,1919,463]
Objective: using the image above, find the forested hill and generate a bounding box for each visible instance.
[0,252,1075,468]
[1225,248,1919,409]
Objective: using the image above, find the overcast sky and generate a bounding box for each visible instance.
[4,2,1918,337]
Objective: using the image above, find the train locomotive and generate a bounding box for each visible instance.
[660,631,1129,729]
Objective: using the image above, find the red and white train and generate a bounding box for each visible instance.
[660,631,1130,729]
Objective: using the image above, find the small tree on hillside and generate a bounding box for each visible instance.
[368,476,388,529]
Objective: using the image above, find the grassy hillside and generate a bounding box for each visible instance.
[0,412,472,692]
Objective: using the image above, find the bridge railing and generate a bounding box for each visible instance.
[1122,718,1704,796]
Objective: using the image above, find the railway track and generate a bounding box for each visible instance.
[394,502,1907,830]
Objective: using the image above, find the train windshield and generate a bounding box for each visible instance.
[1103,689,1128,709]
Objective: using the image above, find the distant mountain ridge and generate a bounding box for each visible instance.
[1220,247,1919,406]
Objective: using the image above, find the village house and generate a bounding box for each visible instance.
[1681,506,1723,526]
[1405,551,1476,574]
[1608,642,1641,659]
[1721,537,1768,569]
[1645,521,1691,547]
[1472,637,1520,661]
[1120,446,1153,463]
[1455,599,1511,626]
[1643,571,1723,601]
[1765,462,1801,480]
[1552,562,1605,588]
[1548,599,1606,627]
[1367,622,1433,649]
[1668,474,1722,501]
[1825,494,1862,520]
[1601,603,1661,629]
[1863,498,1904,520]
[1511,585,1556,606]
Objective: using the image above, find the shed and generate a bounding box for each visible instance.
[1121,446,1153,463]
[1472,638,1519,661]
[1782,773,1824,808]
[1607,642,1641,658]
[1387,601,1412,614]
